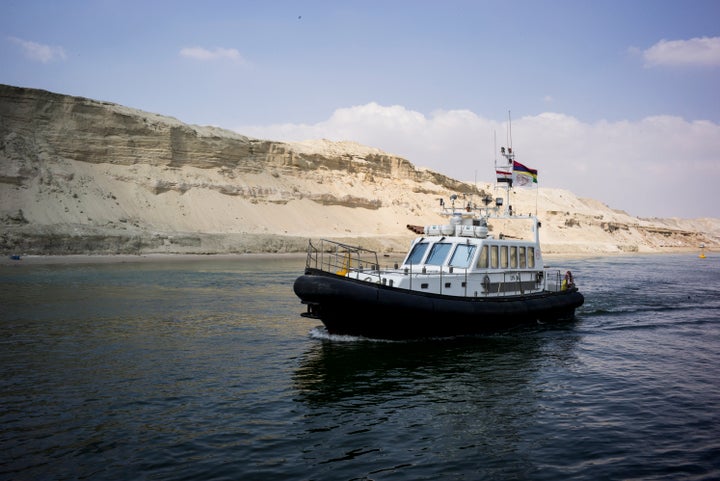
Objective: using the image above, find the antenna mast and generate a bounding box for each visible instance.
[508,110,513,151]
[496,112,515,216]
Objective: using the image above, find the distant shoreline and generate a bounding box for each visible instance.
[0,252,307,266]
[1,248,708,267]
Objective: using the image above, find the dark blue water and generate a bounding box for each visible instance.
[1,254,719,480]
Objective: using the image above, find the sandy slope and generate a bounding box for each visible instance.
[1,84,718,256]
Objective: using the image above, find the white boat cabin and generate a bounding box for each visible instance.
[391,229,544,297]
[336,206,564,298]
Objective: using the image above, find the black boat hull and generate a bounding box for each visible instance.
[293,268,585,340]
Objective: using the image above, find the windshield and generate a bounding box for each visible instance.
[425,243,452,266]
[405,242,429,265]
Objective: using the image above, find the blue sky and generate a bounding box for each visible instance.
[3,0,719,218]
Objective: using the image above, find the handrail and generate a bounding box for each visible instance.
[305,239,380,275]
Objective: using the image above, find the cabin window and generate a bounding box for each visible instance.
[500,246,508,268]
[405,242,429,265]
[490,245,499,268]
[477,245,488,268]
[528,247,535,268]
[510,246,518,268]
[519,247,526,268]
[449,244,477,269]
[426,243,452,266]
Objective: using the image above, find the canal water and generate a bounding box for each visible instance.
[1,253,719,480]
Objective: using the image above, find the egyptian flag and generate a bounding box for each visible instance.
[496,169,513,184]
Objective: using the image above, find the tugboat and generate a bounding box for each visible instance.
[293,146,584,340]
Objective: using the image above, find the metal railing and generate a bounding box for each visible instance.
[545,269,575,293]
[305,239,381,275]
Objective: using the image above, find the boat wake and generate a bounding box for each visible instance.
[307,326,524,343]
[308,326,400,343]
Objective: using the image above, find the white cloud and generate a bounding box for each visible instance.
[235,104,720,218]
[643,36,720,67]
[9,37,66,63]
[179,46,245,63]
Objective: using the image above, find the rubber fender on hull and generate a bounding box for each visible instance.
[293,273,378,305]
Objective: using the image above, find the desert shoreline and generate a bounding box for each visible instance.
[0,252,307,266]
[2,85,718,261]
[1,247,708,267]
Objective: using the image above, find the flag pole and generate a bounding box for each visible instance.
[493,130,498,185]
[506,113,513,216]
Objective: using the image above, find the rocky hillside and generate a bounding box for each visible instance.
[1,84,717,255]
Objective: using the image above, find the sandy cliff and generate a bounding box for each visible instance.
[1,84,718,255]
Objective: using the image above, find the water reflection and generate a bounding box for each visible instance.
[294,327,579,406]
[291,327,581,478]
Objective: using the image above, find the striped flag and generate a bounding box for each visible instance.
[496,169,512,184]
[512,161,538,188]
